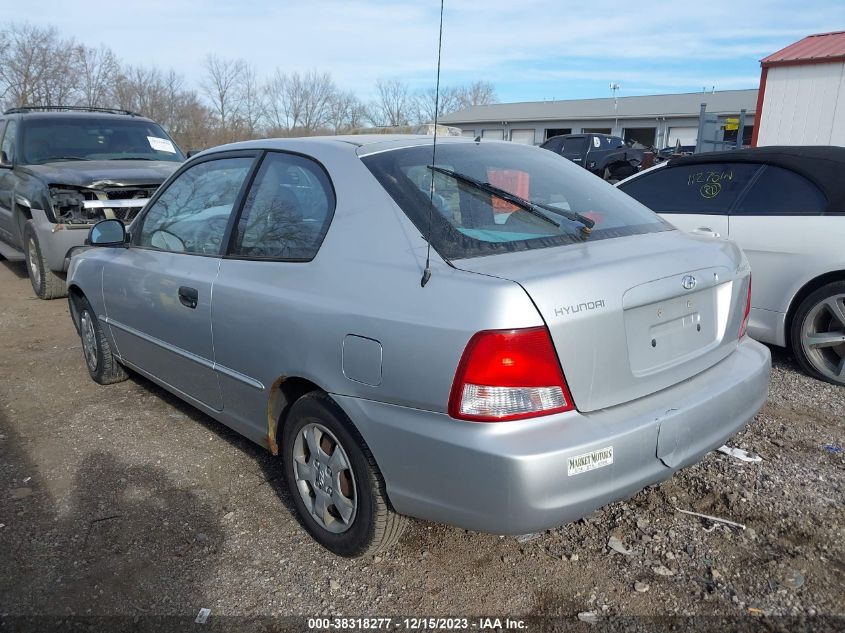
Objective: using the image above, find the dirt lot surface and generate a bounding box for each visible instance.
[0,258,843,632]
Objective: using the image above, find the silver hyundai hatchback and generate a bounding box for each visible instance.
[67,135,771,557]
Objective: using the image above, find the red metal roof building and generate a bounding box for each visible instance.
[753,31,845,147]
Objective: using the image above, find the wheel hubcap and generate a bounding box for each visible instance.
[27,237,41,288]
[801,293,845,383]
[80,311,98,372]
[292,422,357,534]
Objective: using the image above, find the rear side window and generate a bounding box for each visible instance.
[560,137,587,154]
[733,165,827,215]
[230,152,335,261]
[362,142,670,260]
[541,138,563,153]
[619,163,761,214]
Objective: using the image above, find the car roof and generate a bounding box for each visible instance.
[4,110,155,123]
[204,134,482,157]
[666,146,845,213]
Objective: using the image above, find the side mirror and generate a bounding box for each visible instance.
[88,219,126,246]
[186,149,202,158]
[0,150,11,168]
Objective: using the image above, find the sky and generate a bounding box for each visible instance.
[6,0,845,103]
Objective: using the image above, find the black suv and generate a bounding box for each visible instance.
[0,106,184,298]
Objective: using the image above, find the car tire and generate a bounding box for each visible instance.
[790,281,845,386]
[282,391,407,557]
[76,296,129,385]
[23,220,67,300]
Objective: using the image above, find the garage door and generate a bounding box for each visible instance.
[482,129,504,140]
[510,129,535,145]
[667,126,697,147]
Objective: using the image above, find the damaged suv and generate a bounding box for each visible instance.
[0,106,184,298]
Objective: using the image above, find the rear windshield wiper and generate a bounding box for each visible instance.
[428,165,595,234]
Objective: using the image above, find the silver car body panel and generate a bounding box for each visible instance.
[68,136,770,534]
[334,337,769,534]
[452,231,751,412]
[101,249,223,409]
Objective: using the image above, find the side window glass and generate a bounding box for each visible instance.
[733,165,827,215]
[231,152,335,260]
[137,156,254,255]
[618,163,760,214]
[1,120,18,163]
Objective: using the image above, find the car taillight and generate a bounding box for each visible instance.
[448,327,574,422]
[739,276,752,339]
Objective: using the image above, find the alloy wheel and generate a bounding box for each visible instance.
[800,293,845,383]
[292,422,357,533]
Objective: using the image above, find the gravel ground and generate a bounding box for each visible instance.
[0,258,843,632]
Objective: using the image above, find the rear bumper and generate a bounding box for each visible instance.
[333,337,771,534]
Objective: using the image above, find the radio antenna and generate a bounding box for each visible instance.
[421,0,445,288]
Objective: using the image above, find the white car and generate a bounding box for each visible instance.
[618,147,845,385]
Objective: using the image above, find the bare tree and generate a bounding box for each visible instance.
[200,54,246,131]
[372,78,413,126]
[414,85,461,123]
[0,20,500,148]
[265,69,337,134]
[326,90,353,133]
[111,66,167,118]
[238,63,265,137]
[165,92,216,151]
[110,65,216,150]
[76,44,120,108]
[264,69,291,134]
[0,23,82,108]
[455,81,497,109]
[0,29,9,104]
[347,99,370,131]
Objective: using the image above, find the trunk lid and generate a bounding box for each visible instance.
[453,230,750,412]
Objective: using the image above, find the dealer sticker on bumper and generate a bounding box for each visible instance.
[568,446,614,476]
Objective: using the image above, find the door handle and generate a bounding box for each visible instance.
[692,227,721,238]
[178,286,198,309]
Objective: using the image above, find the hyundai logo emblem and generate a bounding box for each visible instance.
[682,275,697,290]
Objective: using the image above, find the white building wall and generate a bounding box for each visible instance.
[452,114,754,148]
[757,61,845,146]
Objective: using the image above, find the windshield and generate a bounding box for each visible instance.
[361,141,671,260]
[20,117,184,164]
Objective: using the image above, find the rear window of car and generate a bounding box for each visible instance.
[361,141,671,260]
[618,162,761,214]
